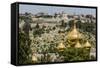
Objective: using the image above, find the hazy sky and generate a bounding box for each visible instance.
[19,4,96,15]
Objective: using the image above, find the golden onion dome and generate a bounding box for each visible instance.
[84,40,91,48]
[75,41,82,48]
[32,55,38,62]
[67,20,82,40]
[57,42,65,51]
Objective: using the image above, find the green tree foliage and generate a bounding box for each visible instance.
[68,20,74,28]
[60,20,67,28]
[33,24,45,37]
[35,23,40,28]
[68,20,96,35]
[18,32,32,64]
[33,28,44,37]
[62,48,90,61]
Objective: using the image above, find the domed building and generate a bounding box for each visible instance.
[57,20,91,49]
[32,54,38,63]
[66,20,84,48]
[67,20,83,40]
[56,19,93,62]
[83,40,91,49]
[75,41,82,48]
[57,42,65,51]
